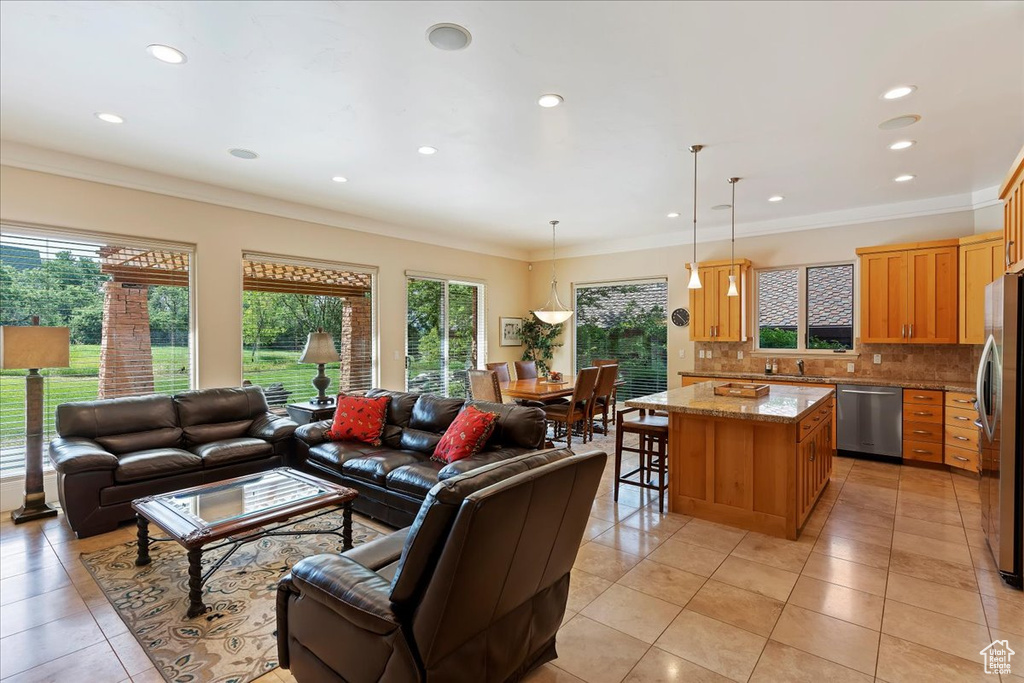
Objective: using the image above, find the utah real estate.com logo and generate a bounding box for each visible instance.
[980,639,1015,675]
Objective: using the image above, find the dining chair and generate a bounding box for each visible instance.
[541,366,599,448]
[514,360,538,380]
[592,359,619,420]
[589,364,619,437]
[485,362,511,383]
[467,369,502,402]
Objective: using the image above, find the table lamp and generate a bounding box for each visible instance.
[298,328,340,405]
[0,319,70,523]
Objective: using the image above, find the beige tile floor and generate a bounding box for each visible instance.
[1,446,1022,682]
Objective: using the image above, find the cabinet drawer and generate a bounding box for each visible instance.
[903,405,942,423]
[945,424,981,451]
[945,392,978,409]
[946,406,978,427]
[904,389,943,405]
[903,420,943,443]
[903,439,943,463]
[799,411,829,441]
[945,444,979,472]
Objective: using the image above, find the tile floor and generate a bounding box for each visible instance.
[1,445,1022,682]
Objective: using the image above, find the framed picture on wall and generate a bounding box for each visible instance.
[500,317,523,346]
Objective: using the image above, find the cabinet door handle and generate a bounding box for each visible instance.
[1007,240,1015,269]
[912,429,930,434]
[954,435,969,441]
[902,324,907,338]
[954,416,971,421]
[810,441,816,462]
[912,449,932,454]
[912,395,931,400]
[953,398,974,404]
[913,411,933,416]
[953,455,969,462]
[910,324,914,338]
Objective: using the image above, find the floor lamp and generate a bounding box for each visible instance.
[1,320,69,523]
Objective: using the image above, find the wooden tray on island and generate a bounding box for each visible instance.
[714,382,770,398]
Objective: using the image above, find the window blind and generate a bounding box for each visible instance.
[0,228,192,474]
[574,280,668,401]
[241,254,376,407]
[406,276,485,398]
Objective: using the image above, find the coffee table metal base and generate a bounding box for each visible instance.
[135,502,353,618]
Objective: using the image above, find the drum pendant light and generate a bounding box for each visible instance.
[727,177,741,297]
[687,145,704,289]
[532,220,573,324]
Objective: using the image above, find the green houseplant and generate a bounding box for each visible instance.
[518,316,563,376]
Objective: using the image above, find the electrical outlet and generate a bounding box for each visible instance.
[737,350,744,360]
[873,354,882,364]
[699,349,706,359]
[847,362,855,373]
[678,349,685,359]
[706,350,713,359]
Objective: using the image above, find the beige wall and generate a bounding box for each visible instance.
[529,210,983,380]
[0,165,531,391]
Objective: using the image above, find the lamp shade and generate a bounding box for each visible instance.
[298,329,339,364]
[0,326,70,369]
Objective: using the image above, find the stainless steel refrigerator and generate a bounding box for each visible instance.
[978,272,1023,589]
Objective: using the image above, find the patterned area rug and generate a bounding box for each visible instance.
[81,512,382,683]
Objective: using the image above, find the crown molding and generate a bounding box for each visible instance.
[529,185,1002,261]
[0,140,530,261]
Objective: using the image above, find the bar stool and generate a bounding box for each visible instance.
[614,407,669,512]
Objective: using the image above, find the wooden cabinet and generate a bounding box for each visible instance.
[797,412,832,528]
[1001,145,1024,274]
[903,389,944,462]
[944,390,981,473]
[687,259,751,342]
[857,240,959,344]
[959,232,1004,344]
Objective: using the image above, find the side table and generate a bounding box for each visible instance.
[286,400,336,424]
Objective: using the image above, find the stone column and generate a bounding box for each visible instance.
[339,294,373,392]
[99,282,155,398]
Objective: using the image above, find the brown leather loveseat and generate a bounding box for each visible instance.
[277,447,606,682]
[293,389,548,527]
[49,386,297,537]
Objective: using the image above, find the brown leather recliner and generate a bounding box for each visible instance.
[49,386,297,538]
[277,447,606,682]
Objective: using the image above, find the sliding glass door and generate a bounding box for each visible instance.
[406,276,485,398]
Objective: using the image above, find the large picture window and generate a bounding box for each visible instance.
[0,227,193,474]
[574,279,668,401]
[756,263,854,351]
[405,276,485,398]
[241,254,376,407]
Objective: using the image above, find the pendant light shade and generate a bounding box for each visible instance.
[687,145,703,290]
[532,220,573,325]
[726,177,741,297]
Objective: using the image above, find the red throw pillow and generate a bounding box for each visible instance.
[432,405,498,464]
[325,395,390,446]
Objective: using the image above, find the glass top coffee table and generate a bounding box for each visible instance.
[132,468,358,618]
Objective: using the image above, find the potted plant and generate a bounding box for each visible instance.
[518,316,563,377]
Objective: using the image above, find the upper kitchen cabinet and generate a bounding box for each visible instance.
[1001,145,1024,274]
[687,259,751,342]
[857,239,959,344]
[959,231,1004,344]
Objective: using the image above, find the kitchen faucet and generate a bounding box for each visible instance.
[796,359,805,377]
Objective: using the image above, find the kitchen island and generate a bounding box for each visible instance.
[626,382,835,539]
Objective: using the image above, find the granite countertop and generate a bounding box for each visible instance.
[626,383,834,424]
[677,371,975,394]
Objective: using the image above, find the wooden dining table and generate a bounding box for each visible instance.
[499,377,626,401]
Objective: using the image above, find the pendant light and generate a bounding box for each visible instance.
[687,144,704,289]
[727,177,741,297]
[532,220,573,325]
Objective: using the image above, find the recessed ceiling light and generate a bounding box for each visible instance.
[711,204,731,211]
[228,148,259,159]
[95,112,124,124]
[768,195,784,202]
[666,212,680,218]
[426,23,472,51]
[882,85,916,100]
[538,94,563,108]
[879,114,921,130]
[331,176,348,183]
[146,44,187,64]
[889,140,915,150]
[894,174,916,183]
[418,146,437,155]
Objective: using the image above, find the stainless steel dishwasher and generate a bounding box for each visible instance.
[837,384,903,458]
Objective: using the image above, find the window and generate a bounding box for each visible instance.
[405,276,485,398]
[241,254,376,407]
[756,263,854,351]
[574,280,668,401]
[0,227,193,474]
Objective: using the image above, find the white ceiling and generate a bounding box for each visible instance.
[1,0,1022,260]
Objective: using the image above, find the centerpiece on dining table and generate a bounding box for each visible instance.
[543,371,566,384]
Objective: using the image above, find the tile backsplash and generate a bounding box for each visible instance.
[694,340,981,385]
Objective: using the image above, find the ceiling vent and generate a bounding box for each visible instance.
[427,23,472,51]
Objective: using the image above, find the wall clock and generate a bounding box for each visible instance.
[671,308,690,327]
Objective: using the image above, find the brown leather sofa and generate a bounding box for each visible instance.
[277,447,606,682]
[49,386,297,538]
[293,389,548,527]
